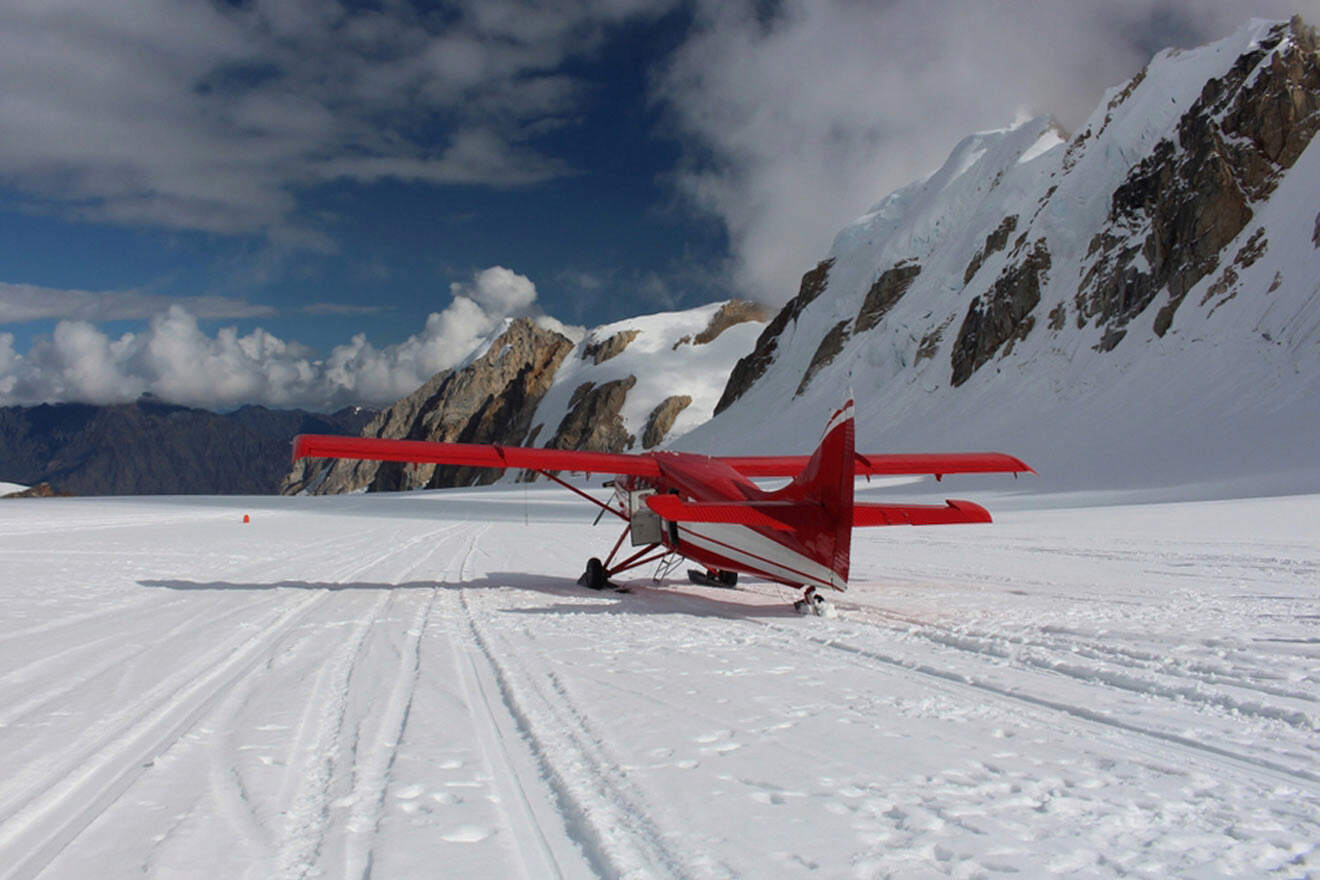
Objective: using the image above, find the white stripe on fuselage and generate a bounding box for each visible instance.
[677,522,846,592]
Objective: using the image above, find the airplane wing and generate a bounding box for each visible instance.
[719,451,1033,479]
[291,434,662,478]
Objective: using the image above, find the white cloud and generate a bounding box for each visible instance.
[656,0,1320,304]
[0,1,679,241]
[451,265,539,315]
[0,281,275,323]
[0,267,560,410]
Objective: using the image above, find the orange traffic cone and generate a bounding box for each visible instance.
[242,514,251,524]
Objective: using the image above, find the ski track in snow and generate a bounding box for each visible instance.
[0,490,1316,878]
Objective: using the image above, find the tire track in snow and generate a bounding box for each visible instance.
[432,525,600,879]
[340,587,437,880]
[639,585,1320,794]
[0,589,332,880]
[0,519,455,880]
[270,522,461,880]
[0,594,192,648]
[273,589,394,880]
[456,576,714,880]
[754,615,1320,791]
[0,592,286,730]
[831,602,1320,729]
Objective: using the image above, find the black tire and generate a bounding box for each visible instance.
[583,557,609,590]
[717,570,738,587]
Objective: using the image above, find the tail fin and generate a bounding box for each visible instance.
[773,398,856,587]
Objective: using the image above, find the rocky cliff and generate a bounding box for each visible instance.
[690,18,1320,496]
[284,301,768,493]
[283,318,575,494]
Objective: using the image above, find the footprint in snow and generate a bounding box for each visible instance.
[701,741,743,754]
[441,825,493,843]
[694,729,731,744]
[394,784,425,799]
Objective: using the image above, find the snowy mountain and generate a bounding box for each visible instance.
[285,301,768,493]
[693,17,1320,499]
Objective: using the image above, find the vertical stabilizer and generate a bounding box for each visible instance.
[775,398,855,588]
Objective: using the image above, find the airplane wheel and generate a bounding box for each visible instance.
[717,570,738,587]
[581,557,609,591]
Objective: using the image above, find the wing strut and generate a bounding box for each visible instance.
[533,470,628,522]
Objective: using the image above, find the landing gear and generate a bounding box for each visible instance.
[793,586,836,617]
[687,568,738,588]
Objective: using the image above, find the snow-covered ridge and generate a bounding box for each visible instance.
[524,300,769,455]
[692,17,1320,498]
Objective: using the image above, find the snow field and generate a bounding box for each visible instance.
[0,487,1316,878]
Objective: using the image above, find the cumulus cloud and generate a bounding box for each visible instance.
[656,0,1320,304]
[0,267,558,410]
[0,0,679,242]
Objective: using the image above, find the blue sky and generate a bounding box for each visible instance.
[1,0,1311,410]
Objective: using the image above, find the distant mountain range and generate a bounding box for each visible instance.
[0,399,374,495]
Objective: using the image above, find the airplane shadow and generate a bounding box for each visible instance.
[137,572,802,619]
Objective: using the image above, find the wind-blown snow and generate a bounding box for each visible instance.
[1,487,1316,878]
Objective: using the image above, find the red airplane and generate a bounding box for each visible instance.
[291,400,1030,614]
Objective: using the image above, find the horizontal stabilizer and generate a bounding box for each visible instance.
[722,451,1032,479]
[644,495,800,531]
[853,499,992,527]
[292,434,661,477]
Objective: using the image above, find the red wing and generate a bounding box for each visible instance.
[853,499,993,526]
[721,451,1032,478]
[292,434,661,478]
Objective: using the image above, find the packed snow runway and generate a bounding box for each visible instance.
[0,487,1316,879]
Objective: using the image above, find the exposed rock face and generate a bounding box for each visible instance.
[854,262,922,334]
[692,300,772,345]
[544,376,638,453]
[914,317,952,364]
[951,240,1051,387]
[582,329,640,365]
[1078,17,1320,349]
[796,320,852,396]
[1197,229,1269,317]
[641,395,692,449]
[283,319,574,494]
[714,259,834,415]
[963,216,1018,285]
